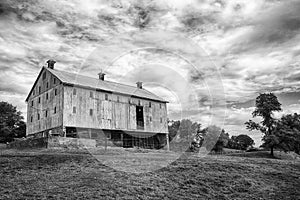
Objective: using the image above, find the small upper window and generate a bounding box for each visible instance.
[42,72,46,80]
[149,102,151,108]
[89,109,93,116]
[105,94,108,101]
[73,89,76,95]
[38,97,41,104]
[46,93,48,100]
[90,91,93,98]
[31,100,34,106]
[37,113,40,120]
[45,110,48,118]
[150,116,152,122]
[33,89,35,96]
[39,86,41,94]
[54,107,57,114]
[160,104,162,109]
[55,89,57,96]
[30,116,33,122]
[53,78,56,84]
[73,106,76,114]
[46,82,49,89]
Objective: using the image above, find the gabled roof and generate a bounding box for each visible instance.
[26,67,168,103]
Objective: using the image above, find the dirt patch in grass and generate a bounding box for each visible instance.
[0,149,299,199]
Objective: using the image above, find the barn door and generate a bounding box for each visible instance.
[136,106,144,130]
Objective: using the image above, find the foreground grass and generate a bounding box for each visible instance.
[0,149,299,200]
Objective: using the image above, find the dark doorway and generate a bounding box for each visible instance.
[136,106,144,130]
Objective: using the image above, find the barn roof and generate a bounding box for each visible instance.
[26,67,168,103]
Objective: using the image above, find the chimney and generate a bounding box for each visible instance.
[136,81,143,89]
[98,72,106,81]
[47,59,56,69]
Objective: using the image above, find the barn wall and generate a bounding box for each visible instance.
[63,86,168,133]
[26,68,63,135]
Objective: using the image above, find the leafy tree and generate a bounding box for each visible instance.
[245,93,282,156]
[168,120,180,141]
[227,134,254,150]
[273,113,300,155]
[168,119,201,142]
[0,101,26,143]
[201,125,228,152]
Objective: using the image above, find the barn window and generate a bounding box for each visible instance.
[53,78,56,84]
[38,97,41,104]
[45,110,48,118]
[37,113,40,120]
[89,109,93,116]
[73,106,76,114]
[31,100,34,107]
[160,104,162,109]
[105,94,108,101]
[30,116,33,122]
[149,102,151,108]
[160,117,162,123]
[150,116,152,122]
[42,72,46,80]
[90,91,93,98]
[33,89,35,96]
[46,82,49,89]
[46,93,48,100]
[54,107,57,114]
[38,86,41,94]
[73,89,76,95]
[55,89,57,96]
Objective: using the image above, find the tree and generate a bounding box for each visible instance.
[0,101,26,143]
[168,119,201,142]
[168,120,180,141]
[227,134,254,150]
[245,93,282,156]
[201,125,228,152]
[273,113,300,155]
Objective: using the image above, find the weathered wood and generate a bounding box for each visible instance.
[26,68,63,135]
[26,67,168,139]
[63,86,168,133]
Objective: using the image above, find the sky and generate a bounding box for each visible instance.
[1,0,300,146]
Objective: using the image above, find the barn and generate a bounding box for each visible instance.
[25,60,169,150]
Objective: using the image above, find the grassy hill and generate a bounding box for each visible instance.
[0,148,299,199]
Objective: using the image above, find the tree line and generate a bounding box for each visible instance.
[246,93,300,156]
[168,93,300,156]
[168,119,254,152]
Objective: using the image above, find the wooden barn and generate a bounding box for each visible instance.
[25,60,169,150]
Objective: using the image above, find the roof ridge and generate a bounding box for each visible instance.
[48,67,146,91]
[46,67,166,102]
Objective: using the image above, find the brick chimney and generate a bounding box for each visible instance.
[47,60,56,69]
[98,72,106,81]
[136,81,143,89]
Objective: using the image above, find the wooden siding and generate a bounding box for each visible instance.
[63,86,168,133]
[26,69,63,135]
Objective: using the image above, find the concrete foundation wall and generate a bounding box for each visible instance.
[48,137,97,149]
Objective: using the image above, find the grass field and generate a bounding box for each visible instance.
[0,148,299,200]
